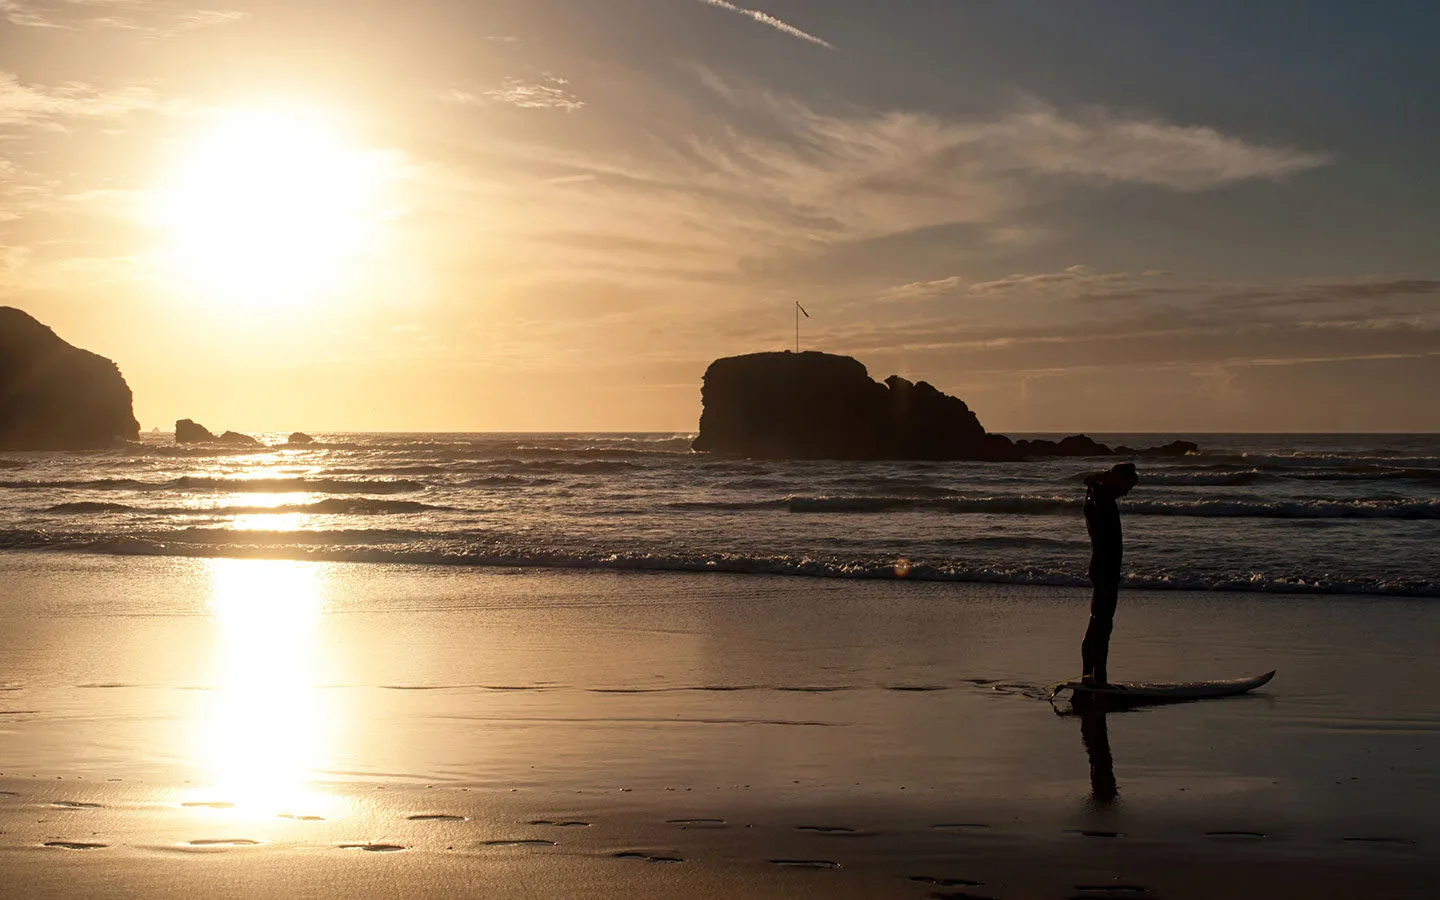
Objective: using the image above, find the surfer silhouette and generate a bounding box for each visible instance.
[1081,462,1138,687]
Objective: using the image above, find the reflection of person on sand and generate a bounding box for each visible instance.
[1077,704,1118,806]
[1081,462,1139,687]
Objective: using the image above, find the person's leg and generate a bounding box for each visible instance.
[1081,580,1119,683]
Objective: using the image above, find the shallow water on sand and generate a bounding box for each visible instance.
[3,553,1439,897]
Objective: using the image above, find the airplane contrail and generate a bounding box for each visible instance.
[697,0,834,49]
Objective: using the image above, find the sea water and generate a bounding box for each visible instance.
[1,432,1436,596]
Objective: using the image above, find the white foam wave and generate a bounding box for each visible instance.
[1,530,1433,597]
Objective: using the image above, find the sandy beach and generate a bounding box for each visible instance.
[2,551,1437,898]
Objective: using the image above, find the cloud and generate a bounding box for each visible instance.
[968,265,1153,296]
[560,95,1321,266]
[697,0,833,49]
[445,75,585,112]
[879,266,1440,317]
[883,266,1163,302]
[0,72,166,126]
[417,83,1334,301]
[833,273,1440,369]
[881,275,968,302]
[1,1,243,34]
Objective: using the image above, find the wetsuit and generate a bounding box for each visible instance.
[1081,484,1123,683]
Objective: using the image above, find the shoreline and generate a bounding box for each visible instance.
[2,545,1432,599]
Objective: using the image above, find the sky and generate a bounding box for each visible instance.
[2,0,1438,432]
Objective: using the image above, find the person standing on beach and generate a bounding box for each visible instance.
[1081,462,1139,686]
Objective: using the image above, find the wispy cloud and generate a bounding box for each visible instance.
[697,0,833,49]
[1,1,244,35]
[427,86,1331,293]
[0,72,166,126]
[880,267,1440,310]
[831,275,1440,369]
[445,75,585,112]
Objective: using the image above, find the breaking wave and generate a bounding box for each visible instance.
[669,495,1440,519]
[45,498,442,516]
[2,476,423,494]
[0,529,1433,597]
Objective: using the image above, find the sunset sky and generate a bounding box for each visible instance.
[2,0,1437,432]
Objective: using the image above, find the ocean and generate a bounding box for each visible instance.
[1,432,1437,597]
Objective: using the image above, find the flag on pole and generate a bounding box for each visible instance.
[796,302,810,318]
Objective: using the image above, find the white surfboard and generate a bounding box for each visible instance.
[1056,670,1275,701]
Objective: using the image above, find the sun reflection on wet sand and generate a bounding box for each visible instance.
[188,559,339,818]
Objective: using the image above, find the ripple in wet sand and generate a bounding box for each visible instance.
[613,851,684,863]
[406,814,466,822]
[51,800,103,809]
[797,825,874,837]
[1205,830,1267,839]
[1342,836,1417,846]
[188,839,262,847]
[666,818,725,828]
[339,843,406,852]
[910,876,985,887]
[769,859,842,869]
[278,814,325,821]
[483,839,556,847]
[181,801,235,809]
[529,819,591,827]
[44,841,107,850]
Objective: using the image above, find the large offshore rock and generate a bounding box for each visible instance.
[176,419,260,446]
[0,307,139,450]
[1014,434,1116,457]
[691,350,1201,461]
[175,418,217,443]
[692,351,1019,460]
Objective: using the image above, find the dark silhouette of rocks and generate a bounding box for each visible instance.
[175,418,217,443]
[693,351,1015,460]
[175,419,260,446]
[692,351,1200,461]
[1014,434,1114,458]
[218,430,260,446]
[287,432,315,445]
[1019,435,1200,458]
[0,307,139,450]
[1117,439,1199,457]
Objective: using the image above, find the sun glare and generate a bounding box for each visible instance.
[191,558,338,817]
[155,106,396,311]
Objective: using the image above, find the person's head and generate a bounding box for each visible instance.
[1089,462,1139,497]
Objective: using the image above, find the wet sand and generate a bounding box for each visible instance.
[2,552,1439,897]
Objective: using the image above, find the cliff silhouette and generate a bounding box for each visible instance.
[692,351,1196,461]
[0,307,139,450]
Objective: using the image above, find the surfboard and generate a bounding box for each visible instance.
[1055,670,1275,702]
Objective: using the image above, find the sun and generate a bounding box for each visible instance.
[154,106,396,311]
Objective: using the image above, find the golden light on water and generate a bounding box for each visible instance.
[153,106,399,311]
[191,558,337,817]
